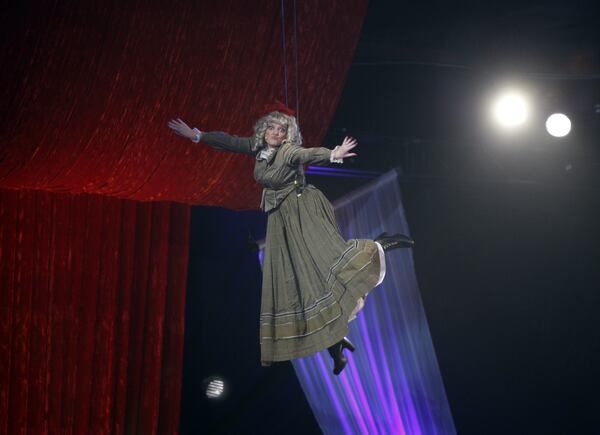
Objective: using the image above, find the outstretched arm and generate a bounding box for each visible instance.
[286,136,358,166]
[168,118,255,155]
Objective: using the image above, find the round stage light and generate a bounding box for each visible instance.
[545,113,571,137]
[203,377,225,399]
[492,93,528,128]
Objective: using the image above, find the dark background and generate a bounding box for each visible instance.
[181,1,600,434]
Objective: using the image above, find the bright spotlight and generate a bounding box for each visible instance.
[492,93,528,128]
[545,113,571,137]
[203,376,225,399]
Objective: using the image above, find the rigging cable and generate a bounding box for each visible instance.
[280,0,289,106]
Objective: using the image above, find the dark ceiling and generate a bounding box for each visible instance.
[358,1,600,72]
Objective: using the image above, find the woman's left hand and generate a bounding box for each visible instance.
[332,136,358,160]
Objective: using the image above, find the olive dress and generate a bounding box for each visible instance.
[201,132,383,366]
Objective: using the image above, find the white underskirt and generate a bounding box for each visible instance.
[348,241,386,322]
[374,241,386,286]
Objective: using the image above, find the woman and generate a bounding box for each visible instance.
[168,102,413,375]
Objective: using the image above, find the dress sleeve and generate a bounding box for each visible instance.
[200,131,255,155]
[284,146,335,166]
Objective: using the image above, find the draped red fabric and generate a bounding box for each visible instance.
[0,1,367,433]
[1,0,368,210]
[0,188,190,435]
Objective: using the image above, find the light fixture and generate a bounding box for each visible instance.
[203,376,225,399]
[492,92,528,128]
[545,113,571,137]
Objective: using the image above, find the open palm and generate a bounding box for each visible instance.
[335,136,358,159]
[167,118,195,140]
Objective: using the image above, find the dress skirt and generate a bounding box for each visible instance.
[260,185,383,365]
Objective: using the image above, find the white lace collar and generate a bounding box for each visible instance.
[257,147,276,161]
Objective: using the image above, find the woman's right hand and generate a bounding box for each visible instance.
[168,118,197,140]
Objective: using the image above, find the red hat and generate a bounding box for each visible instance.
[259,100,295,117]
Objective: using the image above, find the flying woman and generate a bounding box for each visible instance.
[168,102,413,375]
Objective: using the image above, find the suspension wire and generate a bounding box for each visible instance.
[280,0,289,106]
[293,0,300,124]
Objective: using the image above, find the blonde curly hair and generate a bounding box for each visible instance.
[252,111,302,151]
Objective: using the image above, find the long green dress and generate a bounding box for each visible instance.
[201,132,383,366]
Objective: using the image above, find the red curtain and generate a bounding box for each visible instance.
[0,0,368,210]
[0,0,368,433]
[0,188,190,435]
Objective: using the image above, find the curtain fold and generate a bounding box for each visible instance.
[0,188,190,435]
[292,170,456,435]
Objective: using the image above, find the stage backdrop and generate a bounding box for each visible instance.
[293,170,456,435]
[0,0,368,433]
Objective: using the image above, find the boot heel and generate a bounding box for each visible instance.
[328,341,348,375]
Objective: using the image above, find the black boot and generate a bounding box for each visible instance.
[375,232,414,251]
[341,337,356,353]
[328,340,348,376]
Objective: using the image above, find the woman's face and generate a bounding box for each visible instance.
[265,122,288,147]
